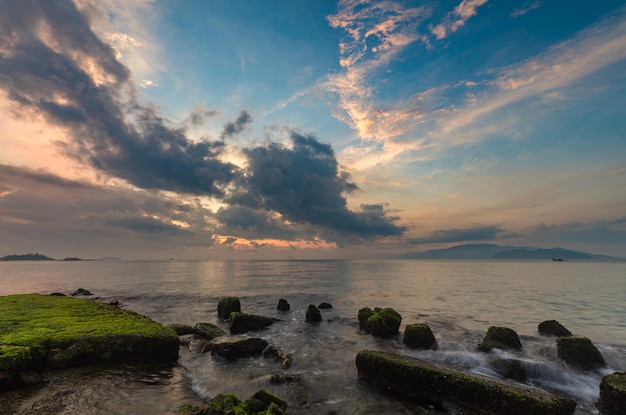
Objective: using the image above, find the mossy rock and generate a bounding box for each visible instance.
[355,350,576,415]
[177,390,288,415]
[358,307,402,337]
[277,299,290,311]
[0,294,179,387]
[217,296,241,320]
[403,324,436,349]
[305,305,322,323]
[597,372,626,415]
[210,336,269,360]
[477,326,522,352]
[229,312,276,334]
[194,322,226,339]
[538,320,572,337]
[556,336,605,370]
[168,324,196,336]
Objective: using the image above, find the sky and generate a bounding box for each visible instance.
[1,0,625,260]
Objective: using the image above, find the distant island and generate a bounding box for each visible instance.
[1,253,55,261]
[399,244,618,260]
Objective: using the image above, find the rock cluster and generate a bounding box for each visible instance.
[358,307,402,337]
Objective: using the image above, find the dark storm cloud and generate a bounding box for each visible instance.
[0,0,238,197]
[214,205,301,241]
[221,110,253,139]
[229,131,406,239]
[407,225,504,245]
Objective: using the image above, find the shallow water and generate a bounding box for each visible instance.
[1,259,625,414]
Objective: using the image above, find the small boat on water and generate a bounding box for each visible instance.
[552,258,564,261]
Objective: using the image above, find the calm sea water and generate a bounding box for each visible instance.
[1,259,625,414]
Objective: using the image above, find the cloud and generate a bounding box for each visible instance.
[228,131,406,239]
[220,110,253,139]
[0,0,239,197]
[407,225,503,245]
[431,0,488,40]
[510,1,542,18]
[525,217,626,246]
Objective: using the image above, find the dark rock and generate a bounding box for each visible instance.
[597,372,626,415]
[358,307,402,337]
[557,336,605,370]
[50,292,66,297]
[403,323,437,350]
[108,300,120,306]
[188,336,212,353]
[277,298,290,311]
[210,336,269,360]
[262,344,292,369]
[217,296,241,320]
[318,302,332,309]
[229,312,276,334]
[177,391,288,415]
[269,374,309,407]
[356,350,576,415]
[71,288,92,296]
[168,324,196,336]
[194,322,226,339]
[489,356,527,382]
[305,304,322,323]
[178,334,196,345]
[478,326,523,352]
[250,389,287,411]
[538,320,572,337]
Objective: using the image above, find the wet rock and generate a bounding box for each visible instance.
[168,324,196,336]
[178,334,196,345]
[194,322,226,339]
[108,299,120,306]
[557,336,605,370]
[277,298,290,311]
[229,312,276,334]
[50,292,66,297]
[318,302,333,309]
[403,323,437,350]
[358,307,402,337]
[597,372,626,415]
[188,336,212,353]
[217,296,241,320]
[538,320,572,337]
[356,349,576,415]
[269,374,309,407]
[305,304,322,323]
[262,344,292,369]
[71,288,92,296]
[478,326,522,352]
[210,336,269,360]
[177,390,288,415]
[489,356,527,382]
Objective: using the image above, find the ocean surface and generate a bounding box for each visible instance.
[1,259,625,414]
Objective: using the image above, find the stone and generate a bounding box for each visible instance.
[305,304,322,323]
[229,312,276,334]
[538,320,572,337]
[403,323,437,349]
[71,288,92,296]
[217,296,241,320]
[478,326,523,352]
[277,298,290,311]
[194,322,226,339]
[489,356,527,382]
[168,324,196,336]
[210,336,269,360]
[318,302,333,309]
[269,374,309,407]
[358,307,402,337]
[556,336,605,370]
[356,350,576,415]
[262,344,292,369]
[597,372,626,415]
[188,336,212,353]
[177,391,288,415]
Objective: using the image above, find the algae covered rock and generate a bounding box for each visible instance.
[229,312,276,334]
[597,372,626,415]
[0,294,179,387]
[478,326,522,352]
[217,296,241,320]
[194,322,226,339]
[358,307,402,337]
[168,324,196,335]
[355,349,576,415]
[557,336,605,370]
[538,320,572,337]
[176,390,288,415]
[277,298,290,311]
[403,323,436,350]
[210,336,269,360]
[305,305,322,323]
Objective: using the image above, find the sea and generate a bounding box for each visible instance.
[0,259,624,415]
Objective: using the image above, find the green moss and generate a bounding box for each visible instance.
[357,307,374,330]
[178,391,288,415]
[556,336,605,370]
[597,372,626,415]
[358,307,402,337]
[217,297,241,320]
[403,324,436,349]
[0,294,179,384]
[478,326,522,352]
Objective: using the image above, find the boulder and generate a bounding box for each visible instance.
[277,298,290,311]
[269,374,309,407]
[356,350,576,415]
[358,307,402,337]
[488,356,527,382]
[217,296,241,320]
[188,336,213,353]
[556,336,605,370]
[168,324,196,336]
[210,336,269,360]
[403,323,437,350]
[305,305,322,323]
[538,320,572,337]
[229,312,276,334]
[194,322,226,339]
[71,288,92,296]
[318,302,332,309]
[177,391,288,415]
[478,326,522,352]
[262,344,292,369]
[597,372,626,415]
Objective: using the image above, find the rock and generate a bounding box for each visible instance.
[478,326,523,352]
[305,304,322,323]
[597,372,626,415]
[188,336,213,353]
[179,334,196,345]
[358,307,402,337]
[50,292,66,297]
[217,296,241,320]
[0,294,179,388]
[250,389,287,411]
[194,322,226,339]
[557,336,605,370]
[229,312,276,334]
[538,320,572,337]
[262,344,292,369]
[168,324,196,335]
[489,356,527,382]
[318,302,332,309]
[71,288,92,296]
[277,298,290,311]
[356,350,576,415]
[403,323,437,350]
[109,299,120,306]
[210,336,269,360]
[269,374,309,407]
[177,391,288,415]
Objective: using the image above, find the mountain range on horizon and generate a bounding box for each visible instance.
[399,244,620,260]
